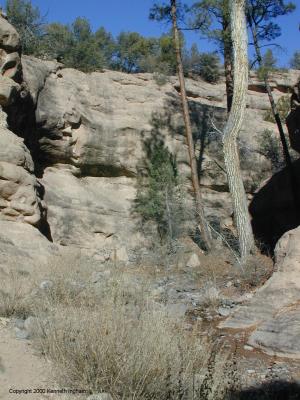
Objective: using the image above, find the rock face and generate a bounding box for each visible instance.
[0,17,53,273]
[220,226,300,359]
[0,16,43,228]
[0,12,299,262]
[0,220,59,274]
[0,109,44,227]
[0,15,21,106]
[42,168,139,254]
[17,56,297,254]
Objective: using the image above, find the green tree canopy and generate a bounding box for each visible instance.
[290,51,300,69]
[183,44,221,82]
[257,49,278,80]
[6,0,44,53]
[135,139,183,242]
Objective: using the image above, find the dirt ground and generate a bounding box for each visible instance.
[0,318,51,400]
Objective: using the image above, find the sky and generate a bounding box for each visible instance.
[1,0,299,66]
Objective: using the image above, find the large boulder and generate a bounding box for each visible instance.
[219,226,300,359]
[21,55,61,104]
[0,220,59,272]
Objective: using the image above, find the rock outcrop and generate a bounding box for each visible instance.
[0,15,21,107]
[0,220,58,274]
[0,17,44,230]
[220,225,300,359]
[17,56,296,255]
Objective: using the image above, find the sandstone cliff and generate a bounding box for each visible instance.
[1,15,300,360]
[4,48,298,259]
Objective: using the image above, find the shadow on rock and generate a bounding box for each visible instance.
[250,158,300,254]
[228,380,300,400]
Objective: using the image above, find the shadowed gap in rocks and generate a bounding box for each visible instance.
[249,159,300,254]
[228,380,300,400]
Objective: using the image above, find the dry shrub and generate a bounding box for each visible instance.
[235,253,273,291]
[31,261,237,399]
[201,280,222,311]
[38,306,207,398]
[263,95,290,124]
[0,250,240,399]
[34,252,93,309]
[0,268,33,317]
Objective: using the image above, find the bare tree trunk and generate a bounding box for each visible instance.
[165,187,173,240]
[224,38,234,113]
[222,0,234,112]
[170,0,213,251]
[223,0,255,260]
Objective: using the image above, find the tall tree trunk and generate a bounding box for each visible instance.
[222,0,234,112]
[223,0,255,260]
[170,0,213,250]
[247,15,299,210]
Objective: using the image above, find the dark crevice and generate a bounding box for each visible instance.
[250,158,300,254]
[3,79,54,243]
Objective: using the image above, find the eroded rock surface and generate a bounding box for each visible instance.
[42,167,140,255]
[0,15,21,107]
[0,109,43,226]
[0,220,59,273]
[19,57,297,252]
[220,226,300,359]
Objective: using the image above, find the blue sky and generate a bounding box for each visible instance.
[2,0,299,66]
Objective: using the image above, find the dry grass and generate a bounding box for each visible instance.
[0,267,33,318]
[39,306,207,398]
[0,250,246,399]
[235,253,273,292]
[23,254,238,399]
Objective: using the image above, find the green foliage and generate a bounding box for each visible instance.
[153,72,169,86]
[5,0,178,74]
[257,49,278,80]
[149,1,190,26]
[114,32,156,73]
[246,0,296,43]
[6,0,44,54]
[262,49,277,69]
[290,51,300,69]
[42,23,73,61]
[263,95,290,123]
[184,45,220,82]
[40,19,115,72]
[189,0,231,51]
[257,129,283,172]
[156,34,177,74]
[136,140,184,242]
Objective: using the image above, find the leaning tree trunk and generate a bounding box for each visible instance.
[223,0,255,260]
[170,0,213,250]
